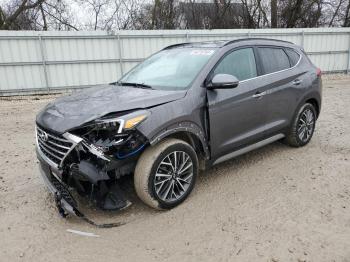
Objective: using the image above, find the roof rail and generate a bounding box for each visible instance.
[162,43,191,50]
[224,38,293,46]
[162,40,228,50]
[162,38,294,50]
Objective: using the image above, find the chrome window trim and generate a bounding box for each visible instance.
[239,47,302,84]
[206,45,302,86]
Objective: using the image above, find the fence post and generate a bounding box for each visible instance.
[301,30,305,48]
[38,35,49,91]
[117,32,124,76]
[347,32,350,74]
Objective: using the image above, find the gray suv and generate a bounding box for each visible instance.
[36,38,322,217]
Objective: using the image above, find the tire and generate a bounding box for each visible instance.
[134,138,198,210]
[285,103,317,147]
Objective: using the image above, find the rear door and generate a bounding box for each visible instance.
[256,47,305,135]
[207,47,268,159]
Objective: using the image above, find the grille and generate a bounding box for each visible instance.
[50,174,78,208]
[36,125,74,167]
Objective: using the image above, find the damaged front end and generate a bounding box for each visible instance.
[36,110,150,216]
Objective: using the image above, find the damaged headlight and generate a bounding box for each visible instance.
[94,110,150,133]
[78,110,150,156]
[70,110,149,159]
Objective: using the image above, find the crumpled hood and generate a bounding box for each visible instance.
[36,84,186,133]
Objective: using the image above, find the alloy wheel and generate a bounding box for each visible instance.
[297,108,315,142]
[153,151,194,202]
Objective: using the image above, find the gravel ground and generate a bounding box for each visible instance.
[0,77,350,262]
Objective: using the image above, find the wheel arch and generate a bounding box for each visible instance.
[148,123,210,169]
[305,97,320,118]
[294,91,321,120]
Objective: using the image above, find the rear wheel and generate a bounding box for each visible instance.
[134,138,198,209]
[285,103,317,147]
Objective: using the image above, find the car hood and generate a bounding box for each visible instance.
[36,84,187,133]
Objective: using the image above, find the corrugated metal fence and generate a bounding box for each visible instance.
[0,28,349,95]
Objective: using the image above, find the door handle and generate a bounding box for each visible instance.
[293,79,302,85]
[252,91,266,98]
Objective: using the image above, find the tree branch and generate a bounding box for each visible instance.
[1,0,47,29]
[40,3,47,30]
[42,6,79,31]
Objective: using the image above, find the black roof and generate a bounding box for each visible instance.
[164,38,294,50]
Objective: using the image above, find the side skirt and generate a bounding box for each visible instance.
[212,134,285,166]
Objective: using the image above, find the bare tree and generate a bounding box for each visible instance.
[343,0,350,26]
[73,0,144,31]
[0,0,77,30]
[1,0,45,29]
[271,0,277,27]
[148,0,180,29]
[1,0,350,31]
[42,1,77,30]
[178,0,252,29]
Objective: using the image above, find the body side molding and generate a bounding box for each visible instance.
[213,134,285,165]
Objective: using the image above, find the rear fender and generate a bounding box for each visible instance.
[295,91,321,118]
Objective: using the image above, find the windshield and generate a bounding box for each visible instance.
[119,48,216,91]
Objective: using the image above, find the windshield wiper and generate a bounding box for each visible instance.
[117,81,154,89]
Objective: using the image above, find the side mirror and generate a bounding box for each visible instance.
[209,74,239,89]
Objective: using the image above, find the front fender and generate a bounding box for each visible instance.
[148,122,210,159]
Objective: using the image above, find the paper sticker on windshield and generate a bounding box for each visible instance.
[190,50,215,56]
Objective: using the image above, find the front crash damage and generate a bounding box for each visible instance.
[36,111,150,222]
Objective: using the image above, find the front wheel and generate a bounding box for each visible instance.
[134,138,198,210]
[285,103,317,147]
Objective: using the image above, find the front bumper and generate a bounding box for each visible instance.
[37,151,81,217]
[35,122,135,215]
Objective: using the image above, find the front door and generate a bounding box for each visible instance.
[207,47,268,160]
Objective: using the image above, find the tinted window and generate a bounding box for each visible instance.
[258,47,290,74]
[214,48,257,81]
[285,48,300,67]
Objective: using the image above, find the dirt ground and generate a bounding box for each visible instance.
[0,76,350,262]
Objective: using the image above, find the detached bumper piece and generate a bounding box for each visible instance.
[39,162,124,228]
[39,162,77,216]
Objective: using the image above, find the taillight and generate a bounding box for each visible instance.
[316,68,322,77]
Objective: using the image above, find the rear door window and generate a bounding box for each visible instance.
[258,47,290,74]
[213,48,257,81]
[284,48,301,67]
